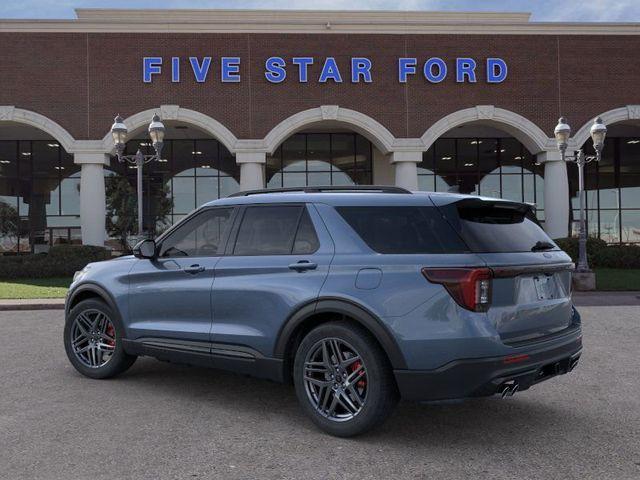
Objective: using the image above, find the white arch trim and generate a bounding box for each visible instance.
[421,105,553,154]
[572,105,640,148]
[0,106,76,153]
[100,105,239,154]
[263,106,396,155]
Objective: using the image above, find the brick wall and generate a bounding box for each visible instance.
[1,32,639,142]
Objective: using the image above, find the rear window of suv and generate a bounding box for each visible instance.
[336,206,468,254]
[440,199,558,253]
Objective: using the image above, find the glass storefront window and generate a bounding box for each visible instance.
[419,136,544,223]
[266,132,372,188]
[569,136,640,244]
[0,139,80,253]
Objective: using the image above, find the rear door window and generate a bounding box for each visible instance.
[336,206,468,254]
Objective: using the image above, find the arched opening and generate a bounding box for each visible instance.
[266,126,378,189]
[263,106,396,189]
[419,123,545,223]
[0,122,80,253]
[106,121,239,250]
[572,120,640,244]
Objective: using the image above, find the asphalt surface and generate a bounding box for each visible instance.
[0,308,639,480]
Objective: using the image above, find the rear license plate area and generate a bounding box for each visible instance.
[533,275,555,300]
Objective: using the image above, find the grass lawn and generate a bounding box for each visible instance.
[0,277,72,299]
[594,268,640,291]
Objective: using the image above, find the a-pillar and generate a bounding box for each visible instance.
[75,152,109,246]
[237,151,266,191]
[391,151,422,191]
[538,151,569,239]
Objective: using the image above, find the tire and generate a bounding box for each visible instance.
[64,299,137,379]
[293,321,398,437]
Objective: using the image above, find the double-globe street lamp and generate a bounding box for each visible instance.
[110,114,166,239]
[554,116,608,273]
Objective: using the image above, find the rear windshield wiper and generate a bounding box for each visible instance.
[531,241,555,252]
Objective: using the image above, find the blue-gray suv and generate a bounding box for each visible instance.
[64,186,581,436]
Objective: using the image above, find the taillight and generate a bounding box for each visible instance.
[421,267,492,312]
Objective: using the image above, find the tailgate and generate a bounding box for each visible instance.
[481,252,574,344]
[433,196,576,344]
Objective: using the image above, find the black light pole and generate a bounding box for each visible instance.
[554,116,607,272]
[110,114,166,238]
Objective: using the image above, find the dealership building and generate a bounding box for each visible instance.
[1,8,640,251]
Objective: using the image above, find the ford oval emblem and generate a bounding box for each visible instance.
[543,252,552,258]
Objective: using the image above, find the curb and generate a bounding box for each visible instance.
[0,300,65,311]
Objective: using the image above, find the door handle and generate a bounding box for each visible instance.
[288,260,318,272]
[184,264,205,274]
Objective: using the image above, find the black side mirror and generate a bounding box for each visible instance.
[133,239,157,259]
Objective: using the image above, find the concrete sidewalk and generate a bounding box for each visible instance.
[0,291,639,311]
[572,291,640,307]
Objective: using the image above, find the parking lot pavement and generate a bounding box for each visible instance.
[0,308,638,480]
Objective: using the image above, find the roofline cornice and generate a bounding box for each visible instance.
[0,9,639,35]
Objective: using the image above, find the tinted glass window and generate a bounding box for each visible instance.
[447,200,556,253]
[293,209,320,254]
[336,206,467,254]
[234,206,302,255]
[160,207,233,257]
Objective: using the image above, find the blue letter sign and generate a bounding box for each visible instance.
[221,57,241,82]
[143,57,162,83]
[142,56,508,84]
[292,57,314,82]
[319,57,343,83]
[424,57,447,83]
[189,57,211,83]
[398,58,417,83]
[351,58,372,83]
[265,57,287,83]
[487,58,508,83]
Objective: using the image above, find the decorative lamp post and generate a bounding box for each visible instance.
[110,114,165,238]
[554,116,607,273]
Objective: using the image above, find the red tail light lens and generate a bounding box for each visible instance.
[421,267,492,312]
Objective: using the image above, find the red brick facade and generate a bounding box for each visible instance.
[1,31,639,141]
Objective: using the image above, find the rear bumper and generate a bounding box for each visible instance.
[394,326,582,401]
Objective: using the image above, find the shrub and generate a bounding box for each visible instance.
[555,237,640,269]
[554,237,607,265]
[0,245,111,280]
[592,245,640,269]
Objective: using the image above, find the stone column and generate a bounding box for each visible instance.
[75,152,109,246]
[237,151,266,191]
[390,151,422,191]
[538,151,569,239]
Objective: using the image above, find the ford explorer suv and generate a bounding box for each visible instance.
[64,186,581,437]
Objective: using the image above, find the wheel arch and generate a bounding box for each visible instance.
[66,283,120,318]
[275,298,408,382]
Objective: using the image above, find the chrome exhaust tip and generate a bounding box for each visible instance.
[569,357,580,371]
[500,381,519,398]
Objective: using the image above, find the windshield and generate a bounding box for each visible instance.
[440,199,558,253]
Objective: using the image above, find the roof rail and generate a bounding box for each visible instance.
[228,185,412,197]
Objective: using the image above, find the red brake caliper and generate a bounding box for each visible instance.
[106,324,116,347]
[350,361,366,389]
